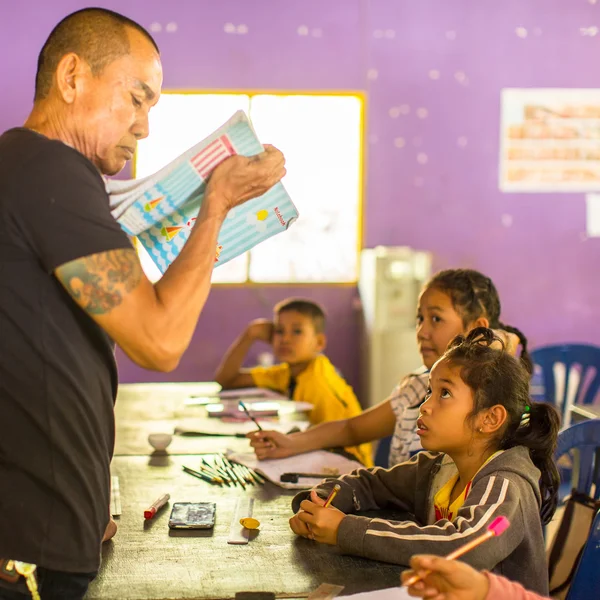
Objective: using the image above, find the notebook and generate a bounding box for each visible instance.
[107,111,299,273]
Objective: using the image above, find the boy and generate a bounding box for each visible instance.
[215,298,372,465]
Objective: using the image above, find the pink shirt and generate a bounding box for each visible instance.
[485,572,550,600]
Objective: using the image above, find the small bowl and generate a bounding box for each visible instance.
[148,433,173,451]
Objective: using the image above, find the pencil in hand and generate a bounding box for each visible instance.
[238,400,263,431]
[323,484,341,508]
[402,516,510,588]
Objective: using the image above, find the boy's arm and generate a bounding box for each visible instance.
[214,319,273,388]
[337,471,526,568]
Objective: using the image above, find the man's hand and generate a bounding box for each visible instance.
[102,518,118,543]
[293,490,346,545]
[245,319,274,344]
[206,145,286,215]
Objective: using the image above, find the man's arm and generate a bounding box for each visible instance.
[56,147,285,372]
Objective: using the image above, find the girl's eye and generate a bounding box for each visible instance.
[425,387,432,398]
[293,329,303,335]
[274,328,283,335]
[441,388,451,399]
[132,95,143,108]
[416,315,423,324]
[432,316,442,323]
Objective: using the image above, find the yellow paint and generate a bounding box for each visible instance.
[240,517,260,530]
[256,209,268,221]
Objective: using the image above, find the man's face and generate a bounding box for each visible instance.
[72,28,162,175]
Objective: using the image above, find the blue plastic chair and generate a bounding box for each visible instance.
[374,435,391,468]
[565,509,600,600]
[554,420,600,503]
[531,344,600,427]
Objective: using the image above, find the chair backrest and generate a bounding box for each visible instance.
[555,420,600,501]
[565,509,600,600]
[531,344,600,427]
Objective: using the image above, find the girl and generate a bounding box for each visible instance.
[289,329,560,596]
[249,269,529,467]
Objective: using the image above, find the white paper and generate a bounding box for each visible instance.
[341,588,411,600]
[500,88,600,192]
[174,419,309,436]
[586,193,600,237]
[226,450,364,489]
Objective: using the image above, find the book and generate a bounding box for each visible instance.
[106,111,299,273]
[226,450,364,490]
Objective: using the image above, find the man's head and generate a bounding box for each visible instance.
[32,8,162,175]
[271,299,326,365]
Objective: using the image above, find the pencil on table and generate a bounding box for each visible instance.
[182,465,222,486]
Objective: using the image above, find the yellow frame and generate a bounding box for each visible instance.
[132,89,366,287]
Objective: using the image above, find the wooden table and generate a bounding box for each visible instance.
[87,384,405,599]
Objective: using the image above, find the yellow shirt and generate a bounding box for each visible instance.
[434,452,502,521]
[250,354,373,466]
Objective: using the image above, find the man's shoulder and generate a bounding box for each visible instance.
[0,128,102,185]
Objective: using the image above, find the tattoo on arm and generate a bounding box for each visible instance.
[56,249,143,316]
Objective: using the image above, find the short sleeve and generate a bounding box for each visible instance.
[250,364,289,393]
[12,142,132,272]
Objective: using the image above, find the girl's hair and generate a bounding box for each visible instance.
[426,269,532,374]
[443,327,560,525]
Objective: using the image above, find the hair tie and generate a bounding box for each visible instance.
[519,405,531,428]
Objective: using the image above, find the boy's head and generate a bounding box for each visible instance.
[272,299,326,365]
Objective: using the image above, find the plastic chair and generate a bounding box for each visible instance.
[554,420,600,503]
[565,509,600,600]
[374,435,391,468]
[531,344,600,428]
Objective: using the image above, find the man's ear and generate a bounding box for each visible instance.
[54,52,86,104]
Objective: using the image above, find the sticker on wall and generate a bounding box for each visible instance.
[500,89,600,192]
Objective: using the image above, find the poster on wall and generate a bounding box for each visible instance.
[500,88,600,192]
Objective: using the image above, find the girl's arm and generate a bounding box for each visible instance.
[249,398,397,460]
[291,450,431,515]
[334,470,526,568]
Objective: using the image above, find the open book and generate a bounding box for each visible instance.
[226,450,364,490]
[106,111,299,273]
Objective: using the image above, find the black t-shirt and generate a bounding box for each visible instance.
[0,128,132,572]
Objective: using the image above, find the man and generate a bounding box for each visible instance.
[0,7,285,599]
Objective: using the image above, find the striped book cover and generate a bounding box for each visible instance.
[106,111,298,273]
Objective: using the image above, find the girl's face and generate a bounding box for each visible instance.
[417,359,478,454]
[416,287,468,369]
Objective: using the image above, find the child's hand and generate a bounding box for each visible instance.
[294,490,346,545]
[289,511,313,539]
[247,430,297,459]
[245,319,274,343]
[401,555,489,600]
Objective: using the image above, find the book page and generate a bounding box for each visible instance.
[226,450,364,490]
[106,111,299,272]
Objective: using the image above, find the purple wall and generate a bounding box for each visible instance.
[3,1,600,391]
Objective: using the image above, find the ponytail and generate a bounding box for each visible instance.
[498,321,533,375]
[502,401,560,525]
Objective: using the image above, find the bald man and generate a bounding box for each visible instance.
[0,7,285,599]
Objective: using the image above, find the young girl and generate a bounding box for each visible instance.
[249,269,529,467]
[289,329,560,596]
